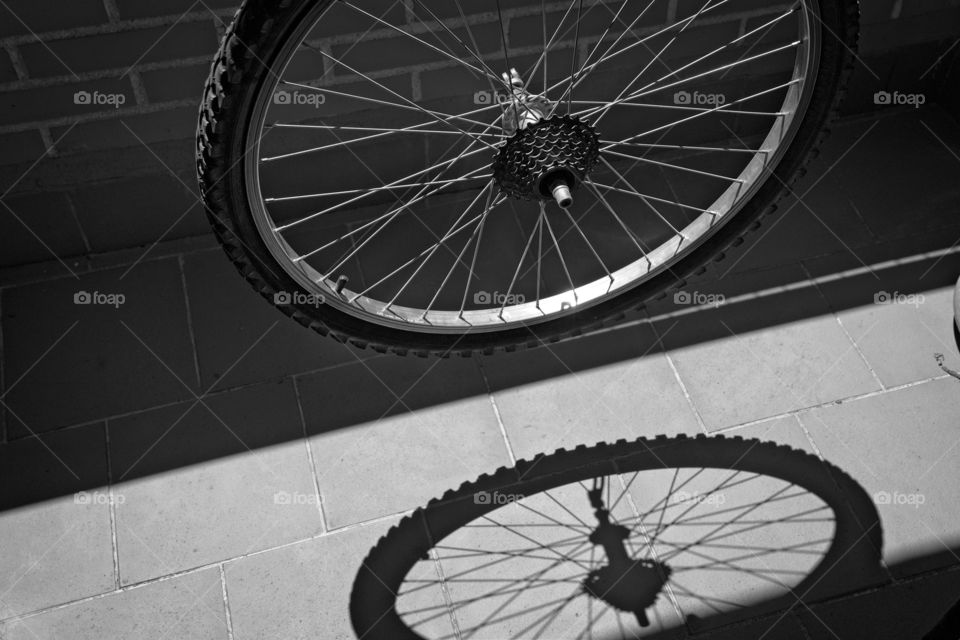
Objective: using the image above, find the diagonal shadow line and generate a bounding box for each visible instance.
[115,319,281,482]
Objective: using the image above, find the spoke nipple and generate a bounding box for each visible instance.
[550,180,573,208]
[335,274,349,294]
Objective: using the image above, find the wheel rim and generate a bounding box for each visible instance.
[244,0,819,333]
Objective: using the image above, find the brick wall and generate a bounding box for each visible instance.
[0,0,958,270]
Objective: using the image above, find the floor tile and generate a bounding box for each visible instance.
[182,249,372,390]
[1,258,198,434]
[482,324,701,461]
[800,378,960,576]
[0,424,114,618]
[0,567,227,640]
[109,380,322,584]
[299,357,509,528]
[657,281,880,430]
[225,518,428,640]
[824,273,960,387]
[0,422,108,510]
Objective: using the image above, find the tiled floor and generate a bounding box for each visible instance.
[2,106,960,639]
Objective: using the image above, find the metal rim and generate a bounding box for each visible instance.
[244,0,820,334]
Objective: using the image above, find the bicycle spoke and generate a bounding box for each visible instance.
[249,0,813,331]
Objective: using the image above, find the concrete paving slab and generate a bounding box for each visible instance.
[1,258,198,434]
[182,249,373,390]
[0,567,228,640]
[799,377,960,577]
[0,424,114,618]
[299,357,509,528]
[482,324,701,460]
[224,518,429,640]
[657,283,880,431]
[109,381,322,584]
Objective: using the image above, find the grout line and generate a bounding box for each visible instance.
[0,10,237,47]
[104,421,123,590]
[0,54,214,92]
[64,192,93,254]
[799,261,887,392]
[176,254,203,389]
[710,373,954,436]
[0,354,391,444]
[102,0,121,22]
[37,128,59,158]
[834,313,887,390]
[292,376,329,533]
[647,310,710,434]
[128,70,149,106]
[218,564,235,640]
[0,98,198,136]
[0,241,221,292]
[474,358,516,465]
[792,413,826,461]
[0,506,414,625]
[661,350,709,435]
[3,42,28,81]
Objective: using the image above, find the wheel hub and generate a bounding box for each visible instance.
[492,115,600,208]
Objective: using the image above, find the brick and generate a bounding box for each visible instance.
[115,0,237,20]
[71,173,206,252]
[305,0,406,39]
[49,105,196,154]
[0,0,108,39]
[0,129,45,166]
[420,63,488,102]
[510,3,667,51]
[140,62,209,102]
[19,21,218,78]
[0,77,135,126]
[0,190,88,268]
[331,32,442,75]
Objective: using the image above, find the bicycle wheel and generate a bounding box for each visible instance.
[197,0,859,355]
[350,435,882,639]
